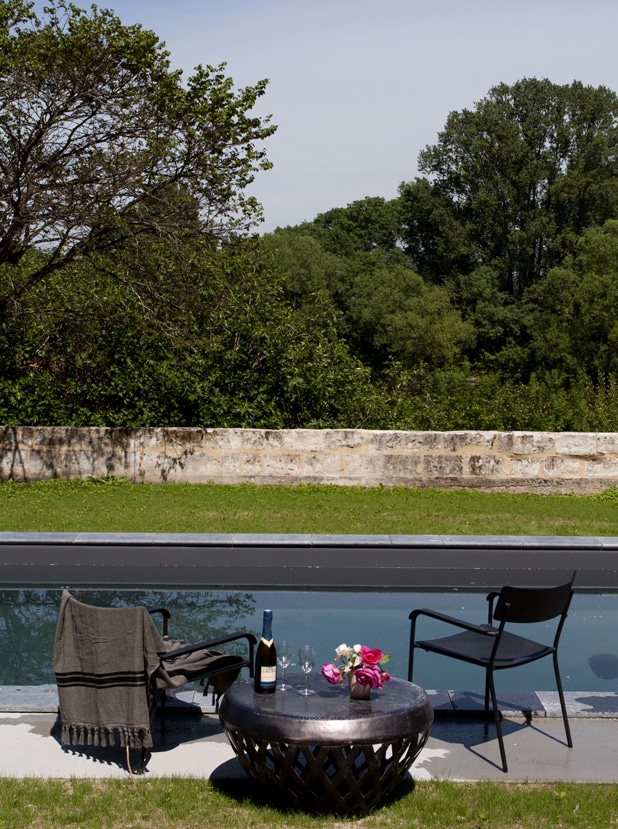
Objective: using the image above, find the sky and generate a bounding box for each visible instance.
[73,1,618,232]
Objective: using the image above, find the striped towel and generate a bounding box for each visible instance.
[54,590,240,749]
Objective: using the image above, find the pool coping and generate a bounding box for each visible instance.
[2,685,618,718]
[1,532,618,588]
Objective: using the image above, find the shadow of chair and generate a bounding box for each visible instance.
[408,574,575,772]
[53,590,255,772]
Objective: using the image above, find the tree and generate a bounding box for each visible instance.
[400,78,618,296]
[311,197,403,256]
[341,251,474,369]
[0,1,275,313]
[528,220,618,381]
[263,222,472,371]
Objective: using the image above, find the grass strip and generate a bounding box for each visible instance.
[1,478,618,535]
[0,778,615,829]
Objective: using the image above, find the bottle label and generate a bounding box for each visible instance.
[260,666,277,685]
[260,637,274,647]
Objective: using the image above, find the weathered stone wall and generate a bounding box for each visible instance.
[2,425,618,493]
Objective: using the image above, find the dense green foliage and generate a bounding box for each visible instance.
[1,10,617,431]
[0,239,386,426]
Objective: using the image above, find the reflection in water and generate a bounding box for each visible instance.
[588,653,618,680]
[1,589,618,691]
[0,589,256,685]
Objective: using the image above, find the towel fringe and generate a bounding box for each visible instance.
[61,723,153,750]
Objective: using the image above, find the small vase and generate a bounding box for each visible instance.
[348,672,371,700]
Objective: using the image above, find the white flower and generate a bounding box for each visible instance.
[335,643,352,658]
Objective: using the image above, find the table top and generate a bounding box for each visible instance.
[219,673,433,744]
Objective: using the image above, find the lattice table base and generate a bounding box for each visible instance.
[224,728,431,814]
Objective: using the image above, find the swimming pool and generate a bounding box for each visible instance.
[1,587,617,692]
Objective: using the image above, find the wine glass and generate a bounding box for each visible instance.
[276,640,295,690]
[297,645,316,696]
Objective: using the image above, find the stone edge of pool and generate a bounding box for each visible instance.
[2,685,618,718]
[1,532,618,589]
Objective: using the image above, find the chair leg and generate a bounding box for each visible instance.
[408,639,416,683]
[408,625,416,682]
[487,672,508,773]
[553,652,573,748]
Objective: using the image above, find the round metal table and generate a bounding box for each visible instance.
[219,673,433,814]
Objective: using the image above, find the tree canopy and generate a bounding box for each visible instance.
[400,78,618,296]
[0,0,275,312]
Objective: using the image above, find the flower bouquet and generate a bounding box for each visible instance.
[322,643,391,699]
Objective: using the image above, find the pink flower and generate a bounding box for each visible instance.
[382,671,391,683]
[321,663,343,684]
[354,665,382,687]
[360,646,383,665]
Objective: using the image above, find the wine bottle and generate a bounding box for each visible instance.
[254,609,277,694]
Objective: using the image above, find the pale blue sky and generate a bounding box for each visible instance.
[58,2,618,230]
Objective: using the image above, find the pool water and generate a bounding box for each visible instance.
[1,588,617,692]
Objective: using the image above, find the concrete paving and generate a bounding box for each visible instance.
[1,685,617,783]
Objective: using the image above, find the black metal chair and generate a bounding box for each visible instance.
[408,574,576,772]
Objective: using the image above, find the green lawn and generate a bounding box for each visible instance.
[1,478,618,535]
[0,778,615,829]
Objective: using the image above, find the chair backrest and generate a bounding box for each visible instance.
[492,574,575,625]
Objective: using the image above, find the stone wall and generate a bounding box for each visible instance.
[2,425,618,493]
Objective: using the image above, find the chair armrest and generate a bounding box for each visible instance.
[486,592,500,624]
[408,608,498,682]
[148,606,171,636]
[409,607,499,636]
[161,631,257,675]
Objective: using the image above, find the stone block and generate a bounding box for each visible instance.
[243,430,284,450]
[508,457,544,477]
[68,448,111,477]
[200,429,243,450]
[156,428,207,451]
[443,431,494,451]
[511,432,555,455]
[422,455,464,476]
[544,455,584,476]
[382,455,421,477]
[282,430,327,452]
[303,453,341,475]
[0,453,27,480]
[401,432,442,452]
[0,426,18,449]
[262,453,302,476]
[495,432,514,452]
[220,452,243,476]
[98,427,132,452]
[4,426,29,449]
[583,457,618,477]
[468,454,505,476]
[238,453,264,474]
[597,434,618,455]
[325,430,366,450]
[366,431,404,451]
[342,454,385,478]
[555,433,598,457]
